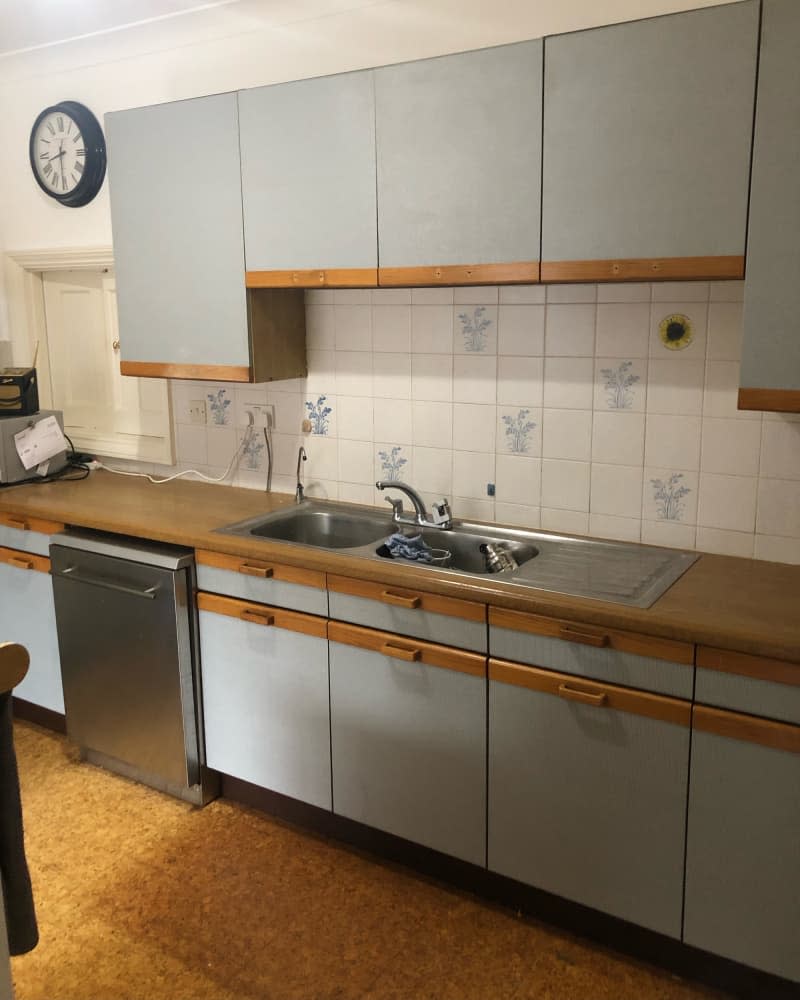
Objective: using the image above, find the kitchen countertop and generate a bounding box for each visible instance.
[1,471,798,663]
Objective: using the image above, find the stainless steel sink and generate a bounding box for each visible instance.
[218,500,698,608]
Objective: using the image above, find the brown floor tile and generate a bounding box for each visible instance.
[9,722,728,1000]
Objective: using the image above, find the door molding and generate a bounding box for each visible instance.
[4,246,115,405]
[4,247,174,464]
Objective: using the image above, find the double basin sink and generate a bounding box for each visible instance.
[218,499,698,609]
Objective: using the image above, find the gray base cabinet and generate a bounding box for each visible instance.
[488,660,690,937]
[199,598,331,810]
[329,622,486,865]
[684,709,800,983]
[0,553,63,714]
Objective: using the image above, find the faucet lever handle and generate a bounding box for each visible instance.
[384,496,404,518]
[430,498,451,526]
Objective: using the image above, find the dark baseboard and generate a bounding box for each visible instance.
[12,698,67,734]
[221,774,797,1000]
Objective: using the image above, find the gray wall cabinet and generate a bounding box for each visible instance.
[684,712,800,983]
[374,41,542,274]
[238,71,377,275]
[106,94,250,372]
[541,1,759,269]
[199,605,332,810]
[488,661,690,937]
[329,625,486,865]
[740,0,800,407]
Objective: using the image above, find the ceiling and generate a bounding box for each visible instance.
[0,0,743,59]
[0,0,239,56]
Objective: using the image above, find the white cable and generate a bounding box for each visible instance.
[98,424,254,485]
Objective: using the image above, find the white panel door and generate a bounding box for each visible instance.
[42,270,173,463]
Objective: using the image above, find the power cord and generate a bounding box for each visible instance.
[0,431,90,490]
[98,423,257,485]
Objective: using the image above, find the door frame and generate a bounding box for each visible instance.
[4,247,174,463]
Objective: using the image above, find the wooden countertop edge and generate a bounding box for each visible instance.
[1,475,798,664]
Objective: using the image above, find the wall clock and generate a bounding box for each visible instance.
[29,100,106,207]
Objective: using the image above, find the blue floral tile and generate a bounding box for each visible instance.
[305,395,332,435]
[207,387,232,425]
[497,407,542,456]
[242,431,266,471]
[454,305,497,354]
[377,445,407,481]
[644,469,698,523]
[501,408,537,454]
[594,359,646,411]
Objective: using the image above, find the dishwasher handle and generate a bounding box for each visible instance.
[56,565,158,600]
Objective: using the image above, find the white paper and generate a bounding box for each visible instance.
[14,416,67,471]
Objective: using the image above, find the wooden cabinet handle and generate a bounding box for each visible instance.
[8,556,34,571]
[238,563,274,579]
[557,683,608,707]
[240,609,275,627]
[558,625,609,648]
[381,642,422,662]
[4,518,28,532]
[380,589,421,609]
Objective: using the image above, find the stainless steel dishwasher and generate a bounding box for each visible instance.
[50,530,217,805]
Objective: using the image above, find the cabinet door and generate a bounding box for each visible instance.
[0,550,63,714]
[106,93,249,379]
[542,1,758,281]
[329,622,486,865]
[198,594,331,809]
[488,660,690,937]
[740,0,800,412]
[239,71,377,286]
[375,41,542,285]
[684,707,800,983]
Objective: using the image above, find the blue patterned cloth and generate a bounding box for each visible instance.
[384,532,434,563]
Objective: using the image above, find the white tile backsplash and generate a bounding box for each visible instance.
[545,304,596,357]
[164,280,795,564]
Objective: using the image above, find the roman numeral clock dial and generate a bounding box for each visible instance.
[29,101,106,207]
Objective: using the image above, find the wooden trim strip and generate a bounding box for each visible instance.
[489,659,690,726]
[489,606,693,665]
[329,620,486,677]
[0,513,65,536]
[379,262,540,287]
[540,255,744,283]
[0,547,51,575]
[328,574,485,623]
[246,268,377,289]
[693,705,800,755]
[197,592,327,639]
[196,550,325,590]
[737,387,800,413]
[120,361,252,382]
[697,646,799,688]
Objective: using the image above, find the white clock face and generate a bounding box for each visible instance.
[32,109,86,196]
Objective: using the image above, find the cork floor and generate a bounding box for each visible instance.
[9,721,730,1000]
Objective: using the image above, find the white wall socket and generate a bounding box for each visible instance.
[188,399,207,424]
[246,403,274,428]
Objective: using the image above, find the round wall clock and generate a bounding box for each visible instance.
[29,101,106,208]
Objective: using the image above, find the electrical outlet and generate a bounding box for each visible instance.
[188,399,207,424]
[246,404,274,428]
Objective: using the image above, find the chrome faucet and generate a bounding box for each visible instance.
[375,480,452,530]
[295,446,307,503]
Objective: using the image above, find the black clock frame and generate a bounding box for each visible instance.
[29,100,106,208]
